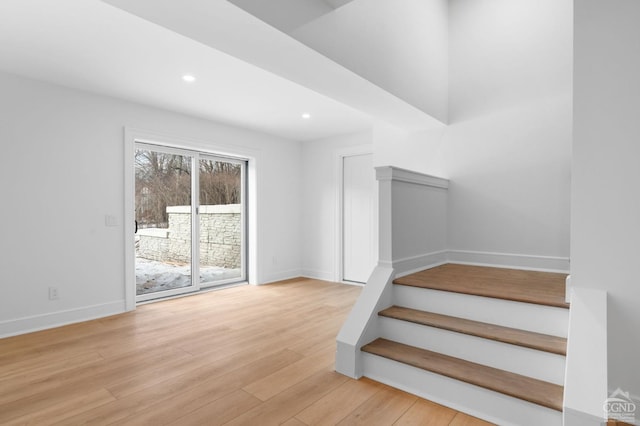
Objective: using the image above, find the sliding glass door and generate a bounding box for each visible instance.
[198,155,245,288]
[134,143,246,302]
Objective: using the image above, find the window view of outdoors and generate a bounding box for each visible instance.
[135,149,243,296]
[198,158,243,285]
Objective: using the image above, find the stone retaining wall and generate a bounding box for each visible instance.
[136,204,241,269]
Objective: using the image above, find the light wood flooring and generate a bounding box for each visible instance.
[0,278,493,425]
[362,338,563,411]
[394,263,569,308]
[378,306,567,355]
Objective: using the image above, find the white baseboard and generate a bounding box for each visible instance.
[259,269,304,285]
[348,250,568,283]
[0,300,126,339]
[447,250,570,273]
[393,251,449,278]
[301,269,335,282]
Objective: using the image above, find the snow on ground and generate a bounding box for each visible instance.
[136,258,241,295]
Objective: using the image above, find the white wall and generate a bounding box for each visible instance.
[446,0,573,268]
[372,124,448,177]
[573,0,640,400]
[292,0,449,122]
[374,0,572,271]
[301,131,373,281]
[0,71,302,336]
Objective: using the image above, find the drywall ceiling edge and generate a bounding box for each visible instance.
[100,0,444,131]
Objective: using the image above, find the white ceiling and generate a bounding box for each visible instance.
[228,0,333,33]
[100,0,442,131]
[0,0,373,141]
[228,0,355,33]
[323,0,355,9]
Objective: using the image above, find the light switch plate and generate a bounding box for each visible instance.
[105,215,118,227]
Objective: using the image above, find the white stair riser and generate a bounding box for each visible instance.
[362,353,562,426]
[394,285,569,337]
[378,317,566,385]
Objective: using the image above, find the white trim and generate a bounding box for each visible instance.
[124,127,258,307]
[123,127,136,311]
[447,250,570,273]
[301,269,335,282]
[394,285,569,337]
[563,287,608,425]
[375,165,450,268]
[336,265,395,378]
[340,281,366,287]
[246,155,258,285]
[362,353,562,426]
[0,301,125,339]
[375,165,449,189]
[136,282,248,305]
[132,143,200,303]
[387,249,570,276]
[378,316,566,384]
[259,269,303,285]
[191,150,200,297]
[124,127,258,160]
[393,250,449,277]
[333,145,376,283]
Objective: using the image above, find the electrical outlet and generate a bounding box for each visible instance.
[49,287,59,300]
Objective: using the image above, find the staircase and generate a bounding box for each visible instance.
[360,263,569,426]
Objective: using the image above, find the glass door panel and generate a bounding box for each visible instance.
[198,157,245,287]
[135,147,195,299]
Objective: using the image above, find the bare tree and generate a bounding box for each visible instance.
[199,160,241,205]
[135,150,241,227]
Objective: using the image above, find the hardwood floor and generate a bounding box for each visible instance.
[0,278,493,425]
[379,305,567,355]
[394,264,569,308]
[362,338,564,411]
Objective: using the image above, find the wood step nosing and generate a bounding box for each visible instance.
[392,280,571,309]
[378,306,567,356]
[362,352,563,426]
[392,264,570,309]
[361,338,564,412]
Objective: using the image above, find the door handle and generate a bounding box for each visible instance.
[135,220,138,234]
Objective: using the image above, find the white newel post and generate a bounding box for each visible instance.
[376,167,393,266]
[335,166,449,378]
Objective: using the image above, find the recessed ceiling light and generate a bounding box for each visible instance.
[182,74,196,83]
[302,113,311,119]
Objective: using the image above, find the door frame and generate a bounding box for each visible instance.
[124,128,257,310]
[197,152,248,290]
[133,142,200,302]
[333,145,377,284]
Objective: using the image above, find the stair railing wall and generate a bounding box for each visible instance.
[336,166,449,378]
[563,287,608,425]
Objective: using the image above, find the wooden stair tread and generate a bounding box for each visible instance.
[361,338,564,412]
[379,306,567,355]
[393,264,569,308]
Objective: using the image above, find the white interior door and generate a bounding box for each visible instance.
[343,153,376,283]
